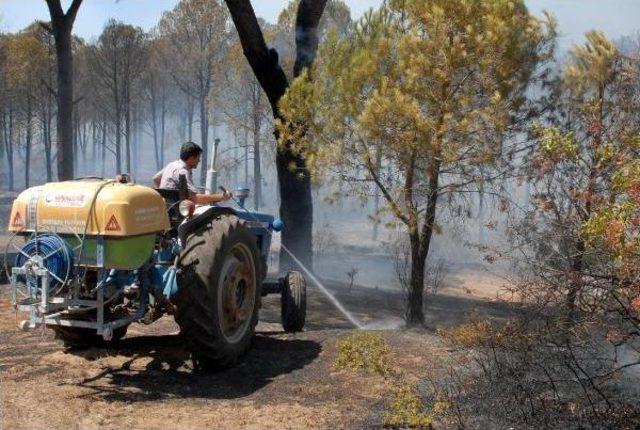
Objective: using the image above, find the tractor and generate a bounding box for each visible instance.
[3,175,307,369]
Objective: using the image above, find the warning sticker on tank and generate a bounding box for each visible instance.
[44,193,87,207]
[105,215,121,231]
[11,212,24,228]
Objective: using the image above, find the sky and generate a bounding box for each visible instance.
[0,0,639,50]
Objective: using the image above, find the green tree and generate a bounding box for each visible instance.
[0,34,16,190]
[141,34,172,171]
[4,32,48,188]
[29,24,57,182]
[279,0,554,324]
[223,0,329,270]
[89,20,146,174]
[219,34,273,209]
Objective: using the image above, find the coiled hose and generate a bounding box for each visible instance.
[15,234,74,290]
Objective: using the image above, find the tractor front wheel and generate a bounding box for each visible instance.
[281,271,306,333]
[175,215,261,370]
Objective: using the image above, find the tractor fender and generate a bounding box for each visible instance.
[178,206,238,245]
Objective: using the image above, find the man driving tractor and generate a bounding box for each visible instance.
[153,141,231,204]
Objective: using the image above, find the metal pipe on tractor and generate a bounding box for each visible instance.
[4,173,307,370]
[205,138,220,195]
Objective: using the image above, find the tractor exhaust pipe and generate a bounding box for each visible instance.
[205,138,220,194]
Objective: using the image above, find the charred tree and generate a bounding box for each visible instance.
[224,0,327,270]
[45,0,83,181]
[252,89,262,210]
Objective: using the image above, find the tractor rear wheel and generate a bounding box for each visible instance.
[281,271,306,333]
[175,215,261,370]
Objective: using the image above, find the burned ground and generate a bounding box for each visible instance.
[0,272,509,429]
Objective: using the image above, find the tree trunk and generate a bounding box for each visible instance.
[101,119,107,177]
[406,161,440,326]
[42,105,53,182]
[150,86,160,170]
[125,89,131,174]
[132,108,139,174]
[91,120,97,174]
[25,102,32,188]
[46,101,54,180]
[81,120,88,176]
[224,0,326,271]
[233,128,239,186]
[115,116,122,173]
[187,97,194,142]
[406,232,426,325]
[4,108,14,190]
[252,103,262,210]
[113,56,122,174]
[73,108,79,177]
[566,240,584,320]
[199,98,208,185]
[566,85,605,318]
[46,0,83,181]
[244,127,249,187]
[160,94,166,167]
[372,145,382,240]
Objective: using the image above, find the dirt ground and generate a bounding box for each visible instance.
[0,271,510,430]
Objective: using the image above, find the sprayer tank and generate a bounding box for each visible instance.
[7,180,170,269]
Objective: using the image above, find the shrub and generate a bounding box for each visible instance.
[335,331,390,376]
[382,381,433,429]
[438,319,492,348]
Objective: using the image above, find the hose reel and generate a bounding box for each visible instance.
[14,233,74,292]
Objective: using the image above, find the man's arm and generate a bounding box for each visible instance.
[192,192,232,205]
[152,170,162,187]
[181,167,232,204]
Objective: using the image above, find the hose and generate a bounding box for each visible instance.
[76,179,116,268]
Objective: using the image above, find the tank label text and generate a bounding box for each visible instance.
[43,193,87,208]
[134,206,161,223]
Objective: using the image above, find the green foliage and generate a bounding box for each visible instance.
[382,380,434,429]
[278,0,554,325]
[3,32,49,97]
[278,0,554,228]
[611,160,640,191]
[158,0,230,98]
[532,125,578,161]
[335,331,390,376]
[565,30,620,94]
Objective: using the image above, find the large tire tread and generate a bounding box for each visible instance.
[281,271,307,333]
[174,215,261,371]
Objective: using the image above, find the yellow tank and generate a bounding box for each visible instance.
[7,179,170,269]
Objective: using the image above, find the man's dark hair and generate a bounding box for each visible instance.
[180,141,203,161]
